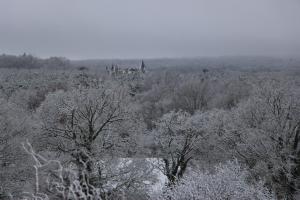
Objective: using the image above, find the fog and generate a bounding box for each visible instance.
[1,0,300,59]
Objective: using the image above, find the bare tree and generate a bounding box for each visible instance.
[38,85,134,193]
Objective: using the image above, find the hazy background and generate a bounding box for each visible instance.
[1,0,300,59]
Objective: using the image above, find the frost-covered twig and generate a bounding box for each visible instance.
[21,140,102,200]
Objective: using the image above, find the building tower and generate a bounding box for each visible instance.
[140,60,146,73]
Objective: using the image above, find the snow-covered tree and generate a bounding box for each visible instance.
[232,79,300,199]
[153,110,207,184]
[0,98,37,197]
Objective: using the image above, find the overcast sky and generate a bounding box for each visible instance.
[0,0,300,59]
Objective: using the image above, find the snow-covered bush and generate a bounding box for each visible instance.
[158,160,275,200]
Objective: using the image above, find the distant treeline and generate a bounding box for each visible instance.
[0,53,71,69]
[72,56,300,72]
[2,54,300,72]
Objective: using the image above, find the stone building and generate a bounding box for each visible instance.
[106,60,146,76]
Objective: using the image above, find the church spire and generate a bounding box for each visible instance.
[140,60,146,73]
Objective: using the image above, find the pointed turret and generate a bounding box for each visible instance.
[140,60,146,73]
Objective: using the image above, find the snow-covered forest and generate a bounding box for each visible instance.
[1,0,300,198]
[0,55,300,200]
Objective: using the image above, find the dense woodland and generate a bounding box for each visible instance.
[0,54,300,199]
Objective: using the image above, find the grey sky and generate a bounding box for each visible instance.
[0,0,300,59]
